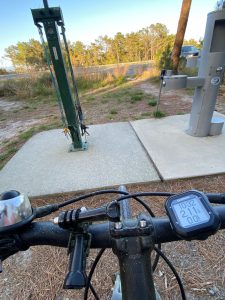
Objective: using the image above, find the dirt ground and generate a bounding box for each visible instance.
[1,77,225,147]
[1,78,225,299]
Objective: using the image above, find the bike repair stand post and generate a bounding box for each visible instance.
[31,0,87,151]
[162,6,225,137]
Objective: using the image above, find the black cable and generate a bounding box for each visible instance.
[34,189,174,219]
[115,192,174,203]
[57,190,174,208]
[129,196,155,217]
[154,246,186,300]
[84,248,106,300]
[152,242,161,272]
[90,283,99,300]
[58,190,124,208]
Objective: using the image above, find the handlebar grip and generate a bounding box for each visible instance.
[63,234,86,289]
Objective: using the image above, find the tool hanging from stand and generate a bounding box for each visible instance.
[32,0,88,151]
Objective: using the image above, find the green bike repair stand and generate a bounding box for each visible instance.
[31,0,87,151]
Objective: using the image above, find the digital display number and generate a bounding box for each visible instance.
[171,195,210,228]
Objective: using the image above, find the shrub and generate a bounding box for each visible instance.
[153,110,166,118]
[110,109,118,115]
[148,99,157,106]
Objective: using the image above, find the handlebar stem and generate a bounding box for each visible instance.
[111,215,157,300]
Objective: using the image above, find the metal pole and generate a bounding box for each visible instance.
[156,69,166,112]
[43,0,49,9]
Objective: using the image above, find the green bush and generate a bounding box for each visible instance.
[130,91,144,103]
[148,99,157,106]
[153,110,165,118]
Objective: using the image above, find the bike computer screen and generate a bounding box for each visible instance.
[171,194,210,228]
[165,190,220,239]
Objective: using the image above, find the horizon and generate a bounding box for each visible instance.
[0,0,217,68]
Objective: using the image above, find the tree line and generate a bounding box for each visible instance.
[4,22,200,71]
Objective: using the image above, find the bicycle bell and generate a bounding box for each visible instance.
[0,190,33,233]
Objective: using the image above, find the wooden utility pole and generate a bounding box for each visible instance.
[171,0,192,73]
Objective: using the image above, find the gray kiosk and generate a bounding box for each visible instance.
[163,7,225,137]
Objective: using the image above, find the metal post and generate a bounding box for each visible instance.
[43,0,49,9]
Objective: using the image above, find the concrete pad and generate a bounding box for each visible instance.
[131,113,225,180]
[0,122,159,197]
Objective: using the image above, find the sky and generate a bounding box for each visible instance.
[0,0,218,68]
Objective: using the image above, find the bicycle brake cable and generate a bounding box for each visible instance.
[154,246,186,300]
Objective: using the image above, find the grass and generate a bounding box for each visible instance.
[138,66,160,83]
[130,91,144,103]
[19,127,40,141]
[0,120,61,170]
[98,88,144,104]
[85,96,95,102]
[110,109,118,115]
[130,94,143,103]
[148,100,157,106]
[153,110,166,118]
[101,98,109,104]
[141,112,152,117]
[0,73,54,99]
[0,142,20,170]
[185,87,195,96]
[179,66,198,77]
[0,66,129,101]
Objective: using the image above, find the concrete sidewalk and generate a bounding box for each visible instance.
[131,112,225,180]
[0,122,159,197]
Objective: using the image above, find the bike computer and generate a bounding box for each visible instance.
[165,190,220,239]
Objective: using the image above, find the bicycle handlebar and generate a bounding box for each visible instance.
[17,204,225,250]
[2,192,225,300]
[19,222,112,248]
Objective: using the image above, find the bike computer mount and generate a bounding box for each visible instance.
[165,190,220,239]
